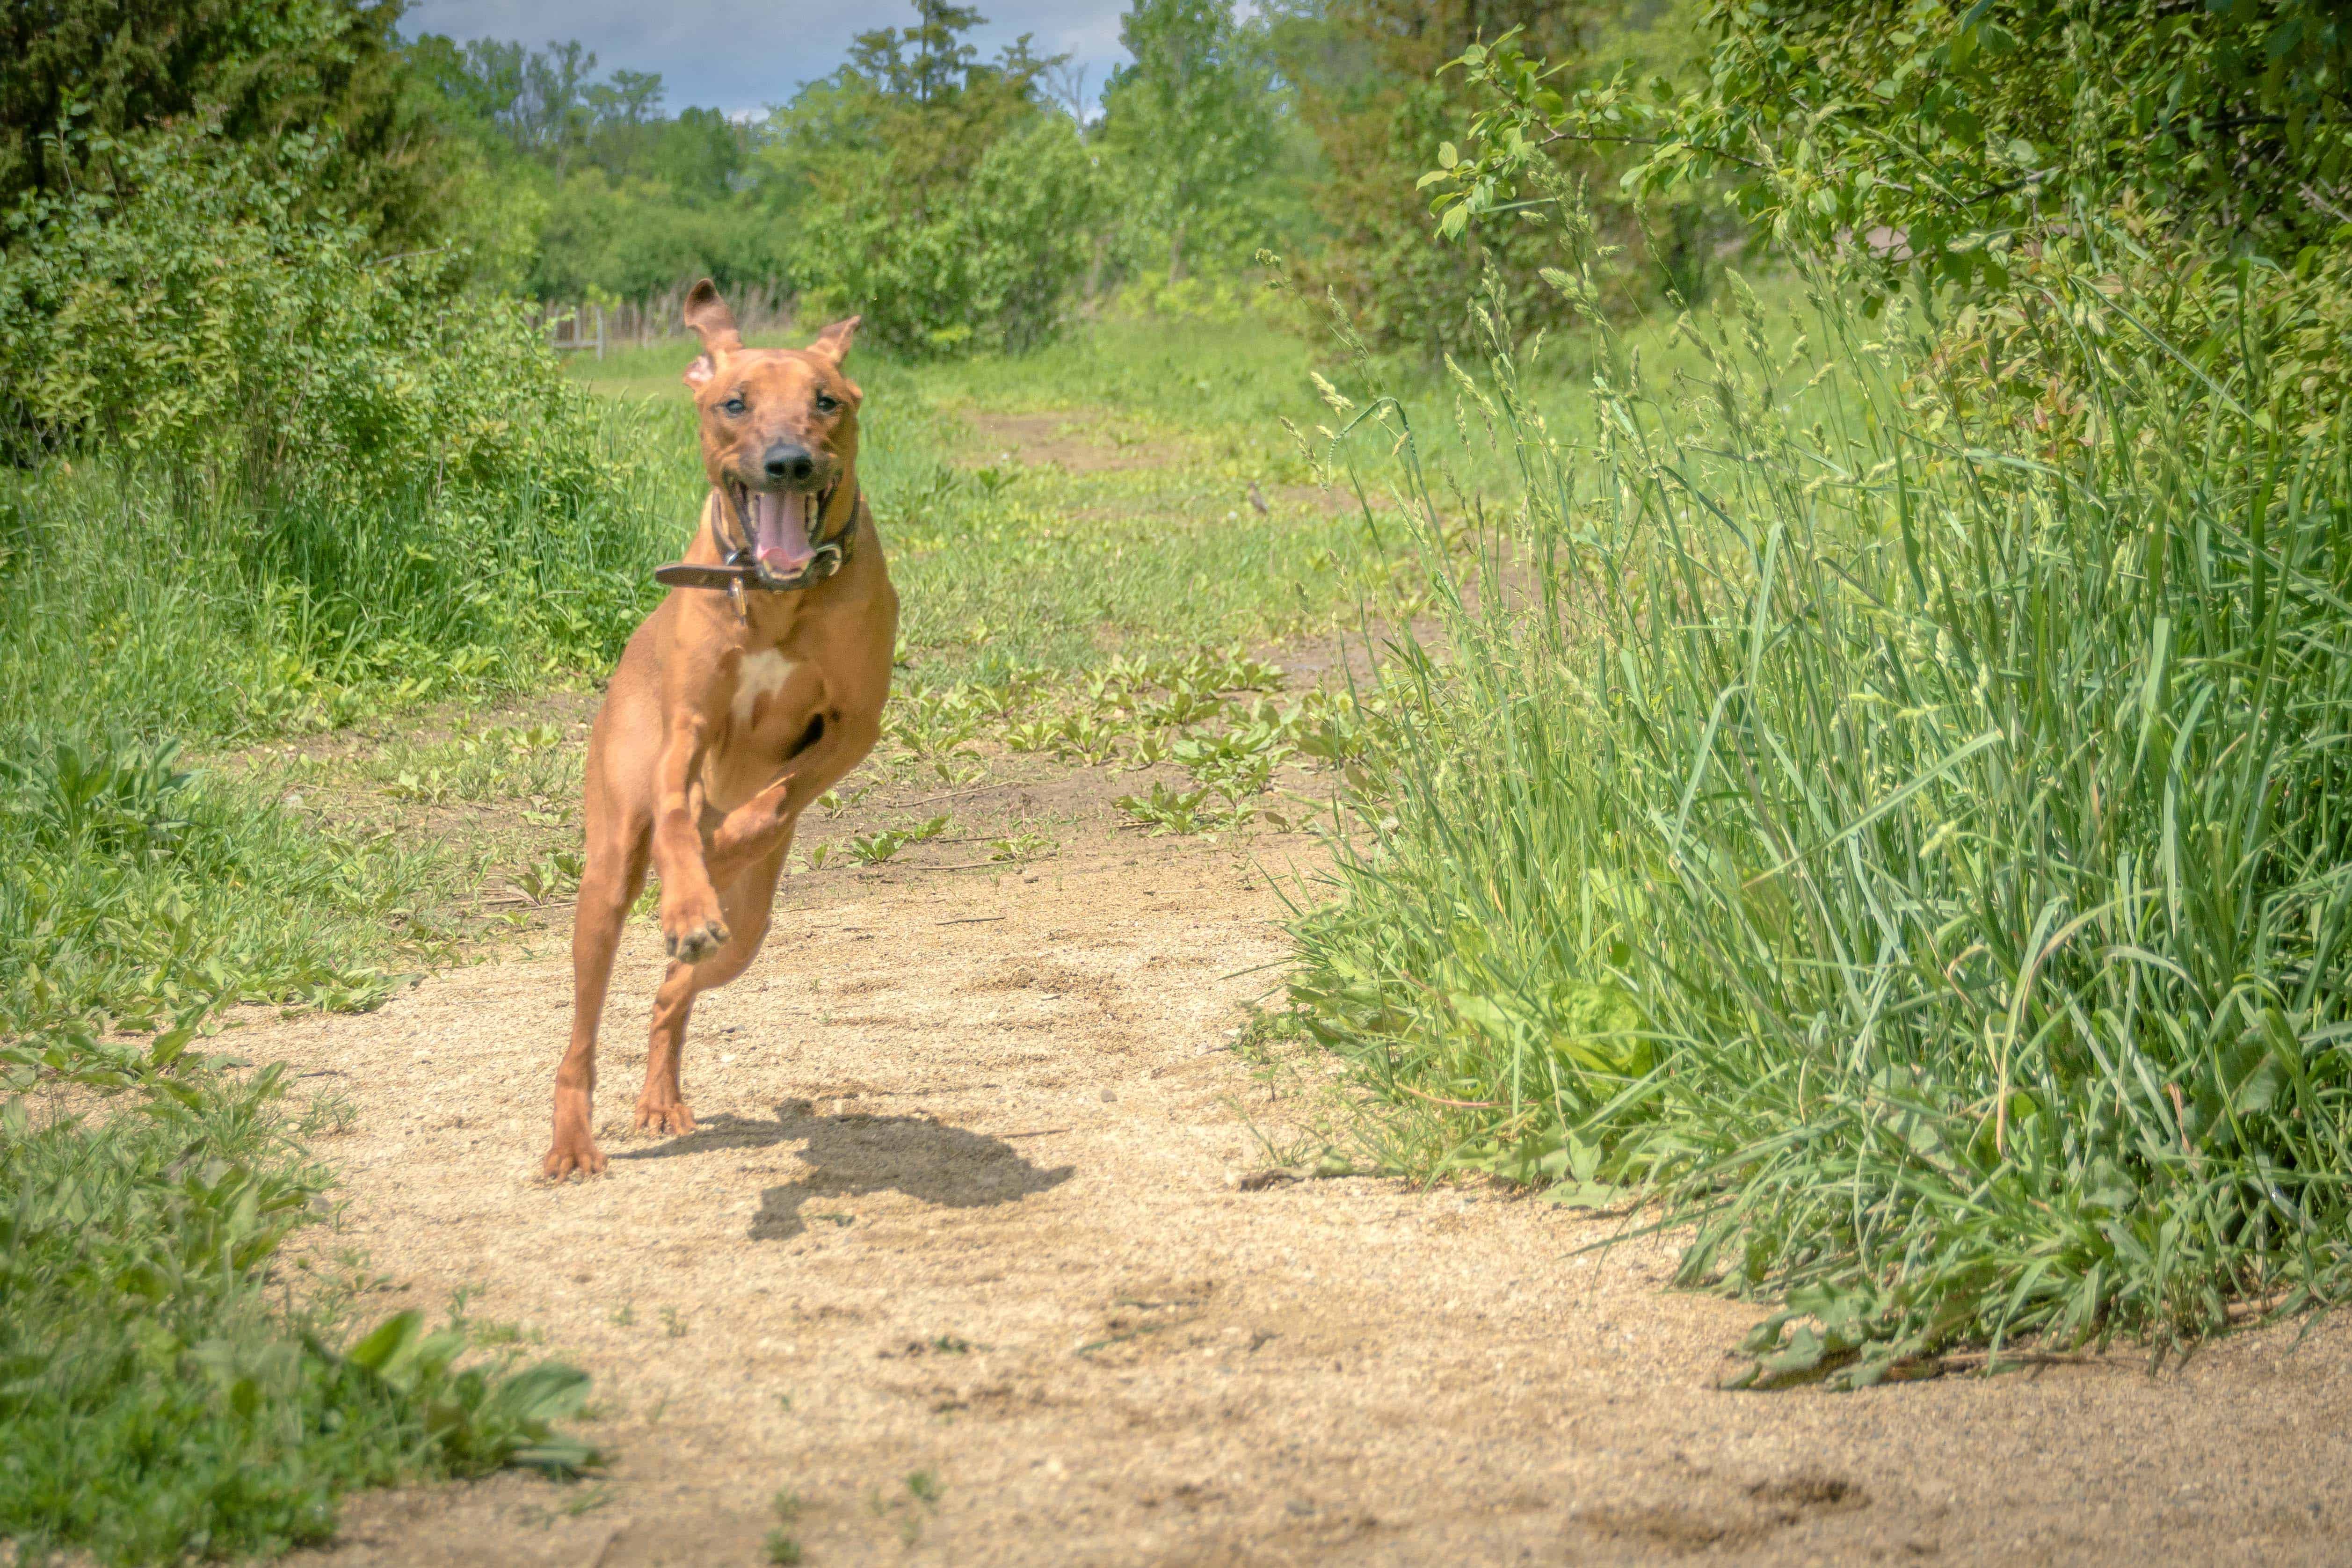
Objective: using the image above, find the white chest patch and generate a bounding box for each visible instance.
[733,649,795,725]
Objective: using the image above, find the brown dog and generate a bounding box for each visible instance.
[544,279,897,1179]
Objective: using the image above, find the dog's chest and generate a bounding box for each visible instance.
[726,641,826,751]
[732,648,797,726]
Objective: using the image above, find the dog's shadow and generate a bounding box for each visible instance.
[613,1098,1074,1241]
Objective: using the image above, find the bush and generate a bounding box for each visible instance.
[1,124,579,500]
[1292,256,2352,1376]
[0,120,670,689]
[796,112,1102,357]
[0,0,438,247]
[0,123,675,1037]
[0,1024,596,1563]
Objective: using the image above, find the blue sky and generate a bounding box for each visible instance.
[400,1,1132,118]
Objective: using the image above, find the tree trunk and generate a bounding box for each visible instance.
[1167,218,1187,285]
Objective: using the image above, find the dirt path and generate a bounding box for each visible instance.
[248,816,2352,1568]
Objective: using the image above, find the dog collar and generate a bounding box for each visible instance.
[655,481,859,595]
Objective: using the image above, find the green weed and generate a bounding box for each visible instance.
[846,814,952,865]
[0,1024,596,1562]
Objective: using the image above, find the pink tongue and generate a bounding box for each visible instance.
[753,491,816,574]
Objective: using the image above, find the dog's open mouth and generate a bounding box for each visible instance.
[732,482,819,578]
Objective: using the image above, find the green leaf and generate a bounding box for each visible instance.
[346,1309,423,1372]
[1542,1178,1622,1210]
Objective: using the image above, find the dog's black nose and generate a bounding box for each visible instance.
[762,443,816,484]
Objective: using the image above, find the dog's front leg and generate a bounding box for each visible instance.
[649,702,731,965]
[703,709,883,885]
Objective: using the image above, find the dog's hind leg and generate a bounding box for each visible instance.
[545,807,651,1178]
[632,839,787,1137]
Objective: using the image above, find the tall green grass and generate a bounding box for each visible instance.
[1292,271,2352,1377]
[0,392,678,1038]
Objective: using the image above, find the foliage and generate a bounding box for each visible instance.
[1277,0,1712,358]
[1098,0,1283,284]
[404,33,781,298]
[0,123,589,501]
[0,121,655,659]
[390,0,1325,318]
[766,4,1099,356]
[0,1023,596,1563]
[1427,1,2352,298]
[526,165,791,304]
[1292,226,2352,1370]
[0,0,440,246]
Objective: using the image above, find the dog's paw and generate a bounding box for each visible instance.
[543,1135,608,1180]
[662,913,731,965]
[632,1097,697,1137]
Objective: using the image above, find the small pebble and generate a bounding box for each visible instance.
[1100,1088,1116,1103]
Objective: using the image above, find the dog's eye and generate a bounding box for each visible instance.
[721,395,747,416]
[813,392,839,414]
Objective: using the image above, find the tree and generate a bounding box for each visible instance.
[650,108,746,204]
[406,36,525,143]
[1098,0,1280,283]
[518,39,597,179]
[762,1,1098,354]
[850,1,988,106]
[1430,0,2352,298]
[0,0,440,247]
[592,70,665,130]
[1275,0,1646,358]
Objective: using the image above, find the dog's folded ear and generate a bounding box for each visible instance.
[682,279,741,388]
[808,315,861,366]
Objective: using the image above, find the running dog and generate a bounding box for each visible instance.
[544,279,897,1178]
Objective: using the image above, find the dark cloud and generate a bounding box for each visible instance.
[401,0,1128,116]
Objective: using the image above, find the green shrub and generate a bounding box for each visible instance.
[0,0,440,247]
[0,124,674,1037]
[795,112,1102,357]
[0,1024,597,1563]
[1292,259,2352,1376]
[1431,4,2352,304]
[0,123,582,501]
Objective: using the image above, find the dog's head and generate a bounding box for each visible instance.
[680,278,862,579]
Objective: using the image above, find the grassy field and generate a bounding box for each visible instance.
[575,314,1383,675]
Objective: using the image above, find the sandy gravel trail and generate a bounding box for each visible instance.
[251,826,2352,1568]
